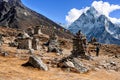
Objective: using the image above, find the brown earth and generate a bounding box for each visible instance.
[0,44,120,80]
[0,28,120,80]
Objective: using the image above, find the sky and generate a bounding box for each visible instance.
[21,0,120,27]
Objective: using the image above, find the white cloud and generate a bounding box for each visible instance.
[109,17,120,23]
[66,1,120,26]
[92,1,120,23]
[65,7,89,26]
[92,1,120,17]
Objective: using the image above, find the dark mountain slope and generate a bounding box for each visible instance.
[0,0,73,39]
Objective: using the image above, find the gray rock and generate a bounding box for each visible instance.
[29,56,48,71]
[23,55,48,71]
[47,33,63,55]
[72,58,89,73]
[58,58,89,73]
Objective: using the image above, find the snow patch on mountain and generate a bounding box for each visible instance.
[68,7,120,45]
[105,20,114,35]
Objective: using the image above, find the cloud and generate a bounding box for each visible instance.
[92,1,120,23]
[109,17,120,23]
[65,7,89,26]
[92,1,120,17]
[66,1,120,26]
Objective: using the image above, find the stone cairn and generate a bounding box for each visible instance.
[16,31,32,50]
[19,28,48,71]
[16,27,42,50]
[71,30,88,58]
[47,32,62,55]
[57,30,89,73]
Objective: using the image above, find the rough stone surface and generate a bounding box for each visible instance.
[23,55,48,71]
[16,32,32,49]
[17,38,32,49]
[71,58,88,73]
[47,33,62,55]
[58,58,89,73]
[71,30,88,57]
[57,31,90,73]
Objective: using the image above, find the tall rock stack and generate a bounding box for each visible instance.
[57,30,89,73]
[71,30,87,57]
[16,32,32,50]
[47,32,62,55]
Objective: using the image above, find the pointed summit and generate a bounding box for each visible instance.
[87,7,97,13]
[86,7,97,13]
[68,6,120,45]
[85,7,100,17]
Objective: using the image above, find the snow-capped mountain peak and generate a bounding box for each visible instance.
[68,7,120,45]
[85,7,101,17]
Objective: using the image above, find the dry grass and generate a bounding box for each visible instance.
[0,43,120,80]
[0,56,119,80]
[0,28,120,80]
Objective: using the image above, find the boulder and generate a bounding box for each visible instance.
[22,55,48,71]
[71,58,89,73]
[58,58,89,73]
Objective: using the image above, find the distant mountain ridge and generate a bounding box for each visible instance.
[68,7,120,45]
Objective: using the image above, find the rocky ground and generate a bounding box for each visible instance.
[0,28,120,80]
